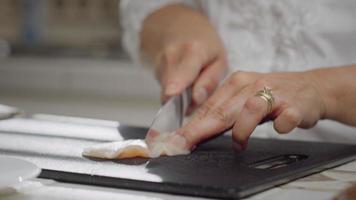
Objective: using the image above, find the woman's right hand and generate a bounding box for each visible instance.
[141,4,227,113]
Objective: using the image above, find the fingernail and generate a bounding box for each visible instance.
[194,87,208,105]
[175,129,193,148]
[165,83,178,96]
[168,133,188,148]
[164,133,191,156]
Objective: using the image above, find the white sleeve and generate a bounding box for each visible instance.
[119,0,198,67]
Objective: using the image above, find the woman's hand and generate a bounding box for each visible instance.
[141,4,227,112]
[177,70,329,150]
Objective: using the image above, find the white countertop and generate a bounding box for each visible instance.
[0,113,355,200]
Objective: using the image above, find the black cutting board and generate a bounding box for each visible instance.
[37,125,356,199]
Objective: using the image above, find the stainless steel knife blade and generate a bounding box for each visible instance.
[146,88,192,137]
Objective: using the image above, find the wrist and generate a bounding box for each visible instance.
[304,69,338,121]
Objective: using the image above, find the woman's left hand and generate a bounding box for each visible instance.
[176,70,328,150]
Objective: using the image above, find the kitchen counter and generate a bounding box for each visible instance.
[0,113,355,200]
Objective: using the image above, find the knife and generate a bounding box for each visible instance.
[145,88,192,140]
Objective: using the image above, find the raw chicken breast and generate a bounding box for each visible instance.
[82,131,190,159]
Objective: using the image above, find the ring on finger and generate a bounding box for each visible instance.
[255,86,275,114]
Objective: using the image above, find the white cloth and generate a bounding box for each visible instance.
[119,0,356,143]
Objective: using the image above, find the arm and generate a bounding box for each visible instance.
[310,65,356,126]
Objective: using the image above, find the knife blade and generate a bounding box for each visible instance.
[145,88,192,140]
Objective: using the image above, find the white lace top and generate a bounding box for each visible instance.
[120,0,356,71]
[120,0,356,142]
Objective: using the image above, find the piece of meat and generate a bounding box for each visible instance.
[82,139,150,159]
[82,132,190,159]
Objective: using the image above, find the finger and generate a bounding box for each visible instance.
[178,86,253,148]
[189,71,255,117]
[186,57,227,115]
[232,96,271,146]
[273,107,302,134]
[192,56,227,106]
[161,44,209,102]
[178,72,259,148]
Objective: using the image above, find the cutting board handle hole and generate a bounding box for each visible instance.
[248,154,308,170]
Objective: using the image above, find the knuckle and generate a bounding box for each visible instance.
[209,107,231,128]
[200,78,219,93]
[195,101,214,119]
[274,124,288,134]
[163,45,178,55]
[244,97,265,114]
[300,112,319,129]
[254,79,269,89]
[284,109,302,126]
[160,50,178,67]
[180,128,196,147]
[183,40,203,53]
[184,41,208,61]
[227,71,250,87]
[274,122,289,134]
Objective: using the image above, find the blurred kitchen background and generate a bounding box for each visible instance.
[0,0,160,126]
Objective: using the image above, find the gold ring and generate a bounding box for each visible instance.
[255,86,275,114]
